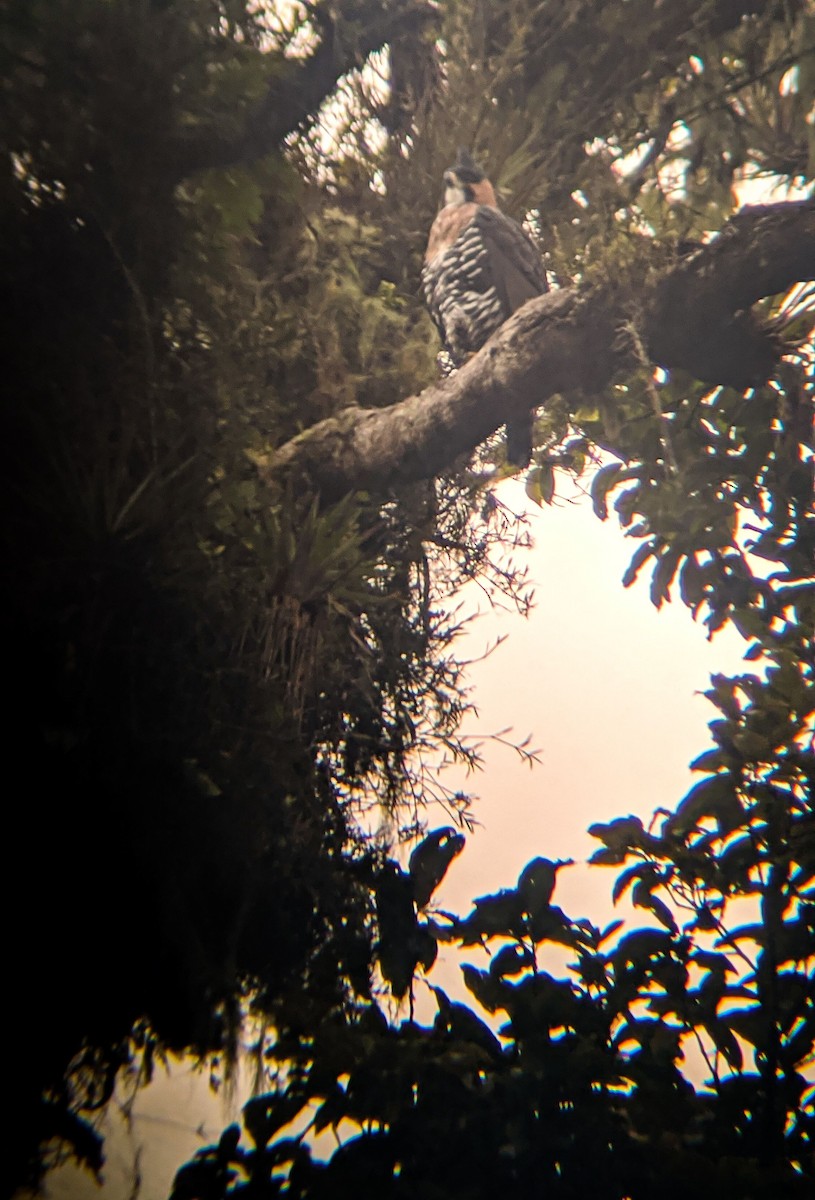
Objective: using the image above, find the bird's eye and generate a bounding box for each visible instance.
[443,172,455,186]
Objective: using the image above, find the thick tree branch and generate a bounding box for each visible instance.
[645,201,815,383]
[266,200,815,503]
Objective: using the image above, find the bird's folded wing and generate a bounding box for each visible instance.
[473,206,548,313]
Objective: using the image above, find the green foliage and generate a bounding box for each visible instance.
[3,0,813,1194]
[172,848,813,1198]
[0,1,479,1189]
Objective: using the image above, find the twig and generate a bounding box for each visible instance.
[624,318,680,475]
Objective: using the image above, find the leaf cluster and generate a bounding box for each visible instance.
[4,1,813,1194]
[173,839,813,1198]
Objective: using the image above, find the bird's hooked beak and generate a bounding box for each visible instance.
[443,170,469,207]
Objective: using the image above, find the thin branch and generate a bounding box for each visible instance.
[169,0,438,178]
[624,319,680,475]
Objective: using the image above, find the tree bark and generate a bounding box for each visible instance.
[265,200,815,503]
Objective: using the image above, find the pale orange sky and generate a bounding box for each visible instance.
[410,473,747,1013]
[432,475,746,916]
[45,475,749,1200]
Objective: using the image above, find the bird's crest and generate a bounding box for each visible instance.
[453,148,486,184]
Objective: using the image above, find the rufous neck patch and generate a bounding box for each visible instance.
[471,178,497,207]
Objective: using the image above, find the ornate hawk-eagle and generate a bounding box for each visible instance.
[421,149,548,467]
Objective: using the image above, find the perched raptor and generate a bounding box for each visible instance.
[422,150,548,466]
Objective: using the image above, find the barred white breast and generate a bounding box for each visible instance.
[422,151,547,466]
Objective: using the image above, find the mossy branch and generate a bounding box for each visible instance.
[265,200,815,502]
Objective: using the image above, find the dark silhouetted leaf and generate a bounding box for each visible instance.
[409,827,466,909]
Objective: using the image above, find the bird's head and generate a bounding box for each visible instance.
[442,148,497,208]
